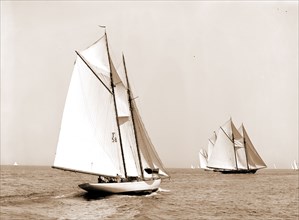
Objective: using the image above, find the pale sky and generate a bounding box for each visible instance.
[1,1,298,168]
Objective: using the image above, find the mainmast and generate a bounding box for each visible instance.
[231,132,239,171]
[122,53,144,180]
[104,31,127,178]
[230,119,239,170]
[220,121,238,171]
[242,124,250,170]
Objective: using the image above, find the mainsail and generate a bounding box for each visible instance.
[53,32,168,180]
[207,119,238,170]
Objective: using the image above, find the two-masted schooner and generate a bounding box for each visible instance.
[52,30,169,194]
[206,118,267,174]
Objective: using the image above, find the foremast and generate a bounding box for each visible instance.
[122,54,145,180]
[241,124,250,170]
[104,31,128,178]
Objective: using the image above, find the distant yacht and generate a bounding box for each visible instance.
[207,118,267,174]
[198,149,213,171]
[291,160,298,171]
[199,132,216,171]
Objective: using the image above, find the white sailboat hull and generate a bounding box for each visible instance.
[79,178,161,194]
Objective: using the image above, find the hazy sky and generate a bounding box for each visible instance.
[1,1,298,168]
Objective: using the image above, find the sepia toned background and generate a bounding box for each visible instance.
[1,1,298,168]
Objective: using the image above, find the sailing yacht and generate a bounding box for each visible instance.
[207,118,267,174]
[199,132,216,171]
[292,160,298,171]
[52,30,169,194]
[198,149,213,171]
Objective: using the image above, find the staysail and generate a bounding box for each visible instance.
[131,99,169,178]
[238,124,267,169]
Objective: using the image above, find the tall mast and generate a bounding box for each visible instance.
[230,118,238,170]
[242,124,250,170]
[232,132,239,170]
[220,124,238,170]
[104,31,127,178]
[122,53,144,180]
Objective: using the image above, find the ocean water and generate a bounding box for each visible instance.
[0,166,298,220]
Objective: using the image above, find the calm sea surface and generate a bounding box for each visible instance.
[0,166,298,220]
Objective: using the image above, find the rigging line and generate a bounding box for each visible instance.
[208,139,214,145]
[219,126,233,144]
[75,51,113,95]
[87,34,106,51]
[214,131,217,138]
[199,151,206,157]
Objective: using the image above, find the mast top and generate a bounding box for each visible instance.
[98,25,107,34]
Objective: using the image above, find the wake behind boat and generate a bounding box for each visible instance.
[52,29,169,195]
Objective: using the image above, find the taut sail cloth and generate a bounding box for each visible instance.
[199,149,208,169]
[131,99,169,178]
[207,132,217,161]
[207,118,266,172]
[238,124,267,169]
[53,33,169,180]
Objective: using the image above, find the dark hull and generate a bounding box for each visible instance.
[219,169,257,174]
